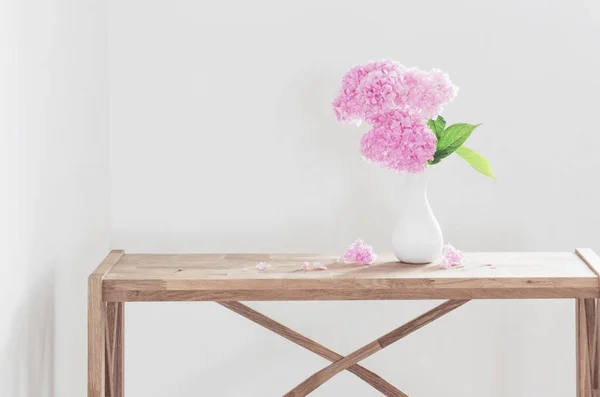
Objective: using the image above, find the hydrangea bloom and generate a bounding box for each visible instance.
[355,62,406,123]
[332,64,371,125]
[360,109,437,173]
[440,244,464,269]
[396,68,458,120]
[333,60,405,125]
[342,239,377,265]
[333,60,457,124]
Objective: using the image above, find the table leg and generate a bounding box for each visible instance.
[592,299,600,397]
[89,275,105,397]
[106,302,125,397]
[577,299,593,397]
[585,299,599,397]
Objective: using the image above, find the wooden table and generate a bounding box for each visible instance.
[89,249,600,397]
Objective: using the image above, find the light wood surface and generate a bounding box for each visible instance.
[219,301,408,397]
[586,299,596,390]
[577,249,600,396]
[578,299,591,396]
[105,303,124,397]
[577,298,600,397]
[595,301,599,395]
[101,251,599,301]
[578,249,600,285]
[89,249,600,396]
[89,250,124,397]
[283,300,469,396]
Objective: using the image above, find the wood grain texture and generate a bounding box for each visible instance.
[577,249,600,395]
[101,252,600,301]
[104,286,599,302]
[105,303,124,397]
[578,299,592,397]
[595,300,599,394]
[577,299,582,397]
[219,301,407,397]
[115,303,124,397]
[284,342,382,397]
[104,305,114,397]
[92,250,125,277]
[284,300,469,396]
[89,250,124,397]
[586,299,597,392]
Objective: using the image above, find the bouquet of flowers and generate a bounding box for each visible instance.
[333,60,494,178]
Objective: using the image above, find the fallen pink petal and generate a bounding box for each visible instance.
[301,262,311,271]
[440,244,465,269]
[256,262,271,271]
[342,239,377,265]
[313,262,327,270]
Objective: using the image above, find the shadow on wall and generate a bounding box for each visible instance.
[1,272,55,397]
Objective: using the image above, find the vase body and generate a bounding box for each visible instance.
[393,168,443,264]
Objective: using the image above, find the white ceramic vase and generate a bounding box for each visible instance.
[392,167,443,264]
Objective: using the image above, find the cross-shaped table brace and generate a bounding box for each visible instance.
[220,300,468,396]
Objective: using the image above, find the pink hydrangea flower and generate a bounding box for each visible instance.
[332,64,372,125]
[396,68,458,120]
[333,60,405,125]
[342,239,377,265]
[360,109,437,173]
[440,244,464,269]
[355,62,406,123]
[333,60,458,125]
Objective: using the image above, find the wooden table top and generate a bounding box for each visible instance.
[95,249,600,302]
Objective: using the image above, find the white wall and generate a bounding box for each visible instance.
[0,0,110,396]
[108,1,600,396]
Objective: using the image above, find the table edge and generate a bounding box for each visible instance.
[576,248,600,278]
[95,248,600,301]
[89,250,124,281]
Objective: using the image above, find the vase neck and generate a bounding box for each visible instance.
[404,168,431,198]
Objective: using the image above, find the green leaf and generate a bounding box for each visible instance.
[455,145,495,179]
[433,122,481,163]
[427,116,446,139]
